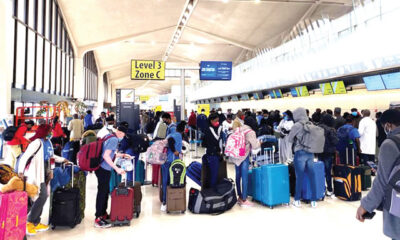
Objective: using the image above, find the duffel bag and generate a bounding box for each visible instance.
[188,178,237,214]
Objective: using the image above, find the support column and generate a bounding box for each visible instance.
[180,69,185,121]
[0,0,14,116]
[73,57,85,100]
[97,71,104,113]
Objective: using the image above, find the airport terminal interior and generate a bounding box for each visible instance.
[1,0,400,239]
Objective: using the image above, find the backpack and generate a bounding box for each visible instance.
[77,135,115,171]
[188,178,237,214]
[156,122,167,139]
[337,125,353,150]
[2,126,19,141]
[383,134,400,218]
[169,159,186,188]
[299,122,325,153]
[145,139,168,165]
[130,134,150,153]
[224,127,252,158]
[62,141,80,164]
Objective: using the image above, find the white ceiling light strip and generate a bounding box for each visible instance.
[163,0,199,62]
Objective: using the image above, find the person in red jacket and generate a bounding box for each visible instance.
[6,120,35,168]
[51,116,66,146]
[188,111,197,129]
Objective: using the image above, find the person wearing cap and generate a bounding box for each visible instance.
[94,125,131,228]
[17,124,70,236]
[356,109,400,240]
[5,120,34,169]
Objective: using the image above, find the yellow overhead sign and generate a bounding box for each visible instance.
[197,104,210,117]
[131,60,165,80]
[154,106,162,112]
[139,96,150,101]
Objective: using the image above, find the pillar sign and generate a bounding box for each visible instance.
[116,89,139,131]
[131,60,165,80]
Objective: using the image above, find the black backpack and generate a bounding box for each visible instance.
[145,118,157,134]
[129,134,150,153]
[2,126,19,141]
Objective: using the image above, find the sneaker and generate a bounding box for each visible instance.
[239,200,254,208]
[102,213,110,220]
[160,204,167,212]
[26,222,37,236]
[326,191,333,197]
[311,201,317,208]
[94,218,112,228]
[34,223,49,232]
[292,200,301,208]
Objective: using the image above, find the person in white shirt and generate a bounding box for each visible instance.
[277,111,295,164]
[358,110,377,165]
[222,114,233,136]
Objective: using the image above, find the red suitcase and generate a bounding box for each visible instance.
[152,164,161,187]
[110,181,134,226]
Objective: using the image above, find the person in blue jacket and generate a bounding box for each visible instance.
[162,112,176,136]
[84,110,94,130]
[118,121,139,183]
[196,109,208,140]
[160,121,186,212]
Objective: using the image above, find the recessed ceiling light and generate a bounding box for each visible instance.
[222,0,228,3]
[255,0,260,3]
[151,41,156,45]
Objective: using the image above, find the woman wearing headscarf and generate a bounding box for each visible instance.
[17,124,70,236]
[277,111,294,164]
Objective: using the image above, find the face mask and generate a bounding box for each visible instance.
[218,111,222,114]
[264,116,268,119]
[212,122,220,127]
[118,137,124,142]
[240,116,245,120]
[384,124,391,135]
[47,133,52,139]
[351,112,358,117]
[163,121,169,125]
[284,116,289,121]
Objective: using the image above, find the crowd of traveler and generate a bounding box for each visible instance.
[1,106,399,239]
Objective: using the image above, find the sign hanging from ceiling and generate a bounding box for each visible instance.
[200,61,232,81]
[131,60,165,80]
[139,96,150,102]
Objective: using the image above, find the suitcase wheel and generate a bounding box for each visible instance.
[269,206,273,209]
[52,226,56,230]
[167,211,170,214]
[181,211,185,214]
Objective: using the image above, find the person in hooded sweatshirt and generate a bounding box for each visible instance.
[202,113,223,188]
[277,111,295,164]
[287,107,318,208]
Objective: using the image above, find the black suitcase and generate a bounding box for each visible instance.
[50,165,81,229]
[333,148,362,201]
[288,163,296,197]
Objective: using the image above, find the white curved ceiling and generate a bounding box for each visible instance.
[58,0,355,96]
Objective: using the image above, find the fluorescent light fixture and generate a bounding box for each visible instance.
[181,16,187,25]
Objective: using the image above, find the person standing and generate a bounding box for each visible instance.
[356,109,400,240]
[94,126,130,228]
[68,114,84,142]
[51,116,66,146]
[196,109,208,140]
[358,110,377,165]
[162,113,176,136]
[277,111,294,164]
[160,121,185,212]
[5,120,34,169]
[202,113,223,188]
[217,108,226,126]
[334,107,346,130]
[17,124,69,236]
[95,112,107,127]
[337,116,361,165]
[232,111,245,131]
[288,107,318,208]
[317,114,339,197]
[84,110,94,130]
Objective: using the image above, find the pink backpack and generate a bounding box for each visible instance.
[224,127,251,158]
[145,139,168,165]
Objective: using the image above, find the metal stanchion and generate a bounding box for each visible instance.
[189,127,195,152]
[193,129,201,159]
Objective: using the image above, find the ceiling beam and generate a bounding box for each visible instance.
[78,25,175,56]
[280,1,321,43]
[201,0,351,6]
[185,26,255,51]
[168,54,199,63]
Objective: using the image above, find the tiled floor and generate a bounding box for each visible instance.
[21,149,387,240]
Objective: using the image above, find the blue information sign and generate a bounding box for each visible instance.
[200,61,232,80]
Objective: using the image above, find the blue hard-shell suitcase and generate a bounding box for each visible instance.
[301,161,326,202]
[248,169,253,197]
[260,164,290,208]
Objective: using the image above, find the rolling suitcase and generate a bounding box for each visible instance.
[360,165,372,190]
[0,190,27,240]
[135,160,145,185]
[259,148,290,208]
[288,163,296,197]
[301,161,326,202]
[133,181,142,218]
[64,168,86,222]
[50,165,81,229]
[333,148,362,201]
[152,164,161,186]
[248,169,254,197]
[166,186,186,214]
[110,178,134,226]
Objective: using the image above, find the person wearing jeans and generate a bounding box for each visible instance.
[288,107,319,208]
[319,154,334,194]
[293,150,317,202]
[235,156,250,201]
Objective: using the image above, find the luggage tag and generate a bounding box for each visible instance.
[50,157,56,170]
